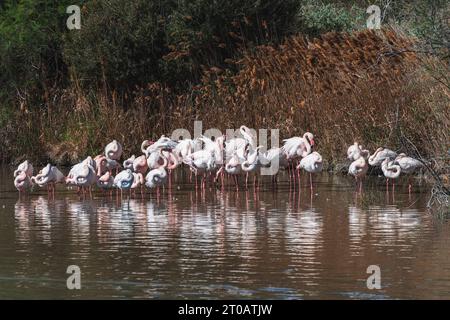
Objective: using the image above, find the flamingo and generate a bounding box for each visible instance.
[114,169,134,198]
[174,139,195,160]
[224,126,255,160]
[282,132,315,160]
[31,164,65,194]
[145,151,168,195]
[94,155,108,176]
[347,142,366,161]
[97,171,115,191]
[142,136,177,157]
[282,132,315,182]
[381,158,401,192]
[145,167,168,189]
[14,171,33,194]
[105,158,121,173]
[66,161,97,196]
[224,152,242,190]
[259,147,289,184]
[368,147,397,167]
[105,140,123,161]
[131,172,145,197]
[199,135,226,185]
[183,149,216,189]
[147,148,169,170]
[348,151,369,193]
[394,153,423,193]
[132,155,148,175]
[14,160,34,178]
[123,155,136,170]
[242,146,263,187]
[296,151,323,190]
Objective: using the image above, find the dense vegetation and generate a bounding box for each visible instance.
[0,0,448,169]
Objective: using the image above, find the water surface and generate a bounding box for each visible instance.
[1,167,449,299]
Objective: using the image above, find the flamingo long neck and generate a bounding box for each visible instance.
[300,137,311,158]
[167,152,178,170]
[159,149,169,169]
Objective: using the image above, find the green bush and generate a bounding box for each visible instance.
[63,0,174,91]
[63,0,301,91]
[0,0,74,102]
[297,0,361,37]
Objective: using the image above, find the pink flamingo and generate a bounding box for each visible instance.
[14,171,33,195]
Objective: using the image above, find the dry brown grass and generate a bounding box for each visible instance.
[2,28,449,170]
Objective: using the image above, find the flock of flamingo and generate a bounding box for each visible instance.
[12,126,423,198]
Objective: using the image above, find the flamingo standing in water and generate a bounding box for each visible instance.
[394,153,423,193]
[282,132,315,160]
[66,160,97,196]
[14,171,33,195]
[94,155,108,176]
[31,164,65,195]
[145,150,168,196]
[184,148,216,189]
[174,139,195,160]
[347,142,365,161]
[259,147,289,184]
[14,160,34,178]
[13,160,34,195]
[225,126,255,160]
[131,172,145,197]
[282,132,315,182]
[241,146,263,188]
[296,151,323,190]
[104,140,123,174]
[114,169,134,198]
[381,158,401,192]
[224,152,242,190]
[348,150,369,193]
[96,171,114,195]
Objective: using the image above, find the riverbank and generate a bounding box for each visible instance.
[1,29,449,174]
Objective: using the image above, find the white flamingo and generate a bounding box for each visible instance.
[105,140,123,161]
[381,158,401,192]
[242,146,263,187]
[14,160,34,178]
[183,149,216,189]
[282,132,315,160]
[114,169,134,197]
[131,172,145,197]
[296,151,323,190]
[123,155,136,170]
[142,136,177,157]
[66,161,97,196]
[368,147,397,167]
[347,142,367,161]
[224,126,255,160]
[348,151,369,192]
[31,164,65,194]
[394,153,423,193]
[145,167,168,189]
[174,139,195,160]
[97,171,114,191]
[94,155,108,176]
[224,152,242,190]
[145,152,168,195]
[14,171,33,194]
